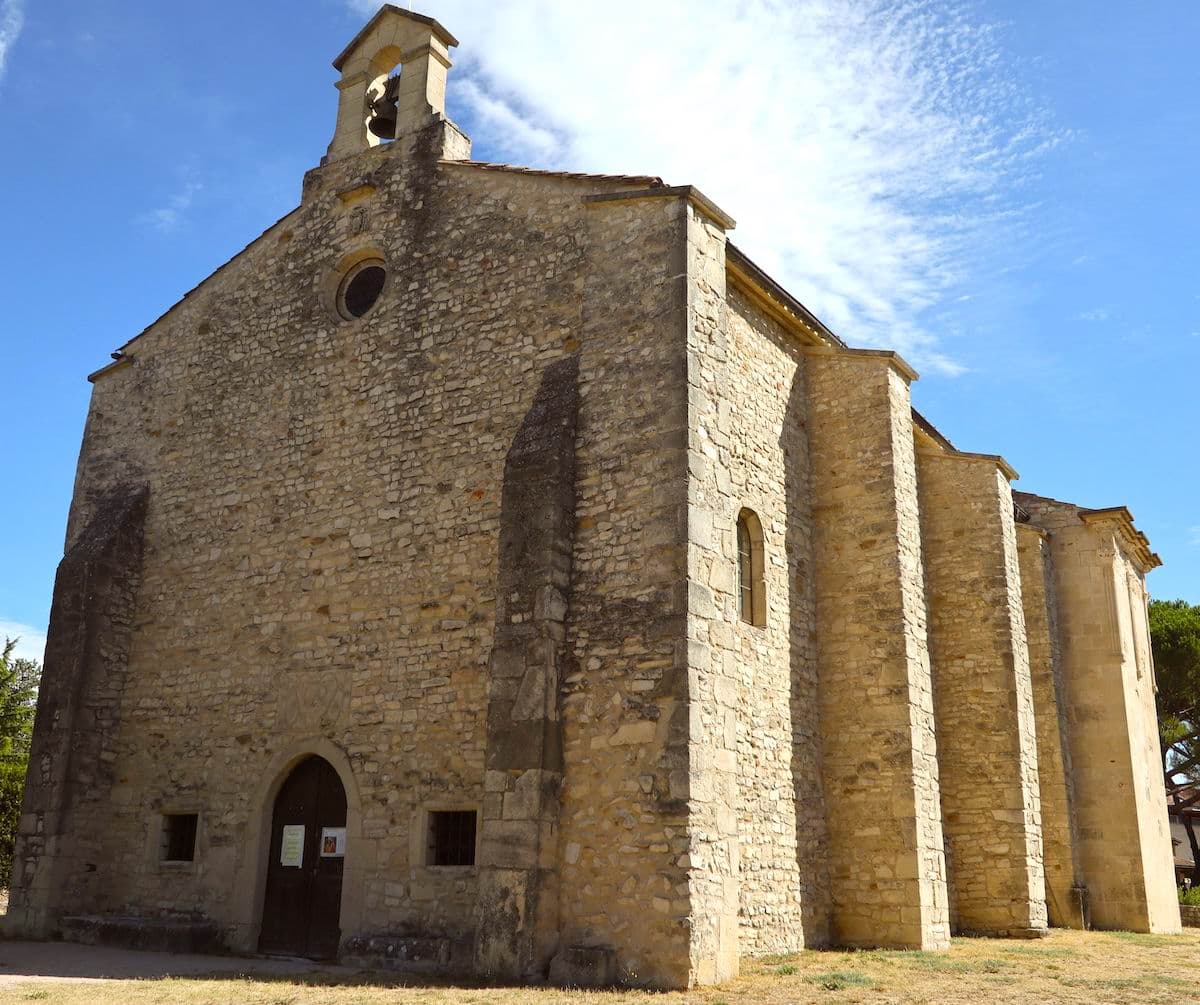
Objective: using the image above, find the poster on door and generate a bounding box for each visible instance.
[280,824,305,867]
[320,827,347,858]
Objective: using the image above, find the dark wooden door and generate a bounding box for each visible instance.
[259,756,347,959]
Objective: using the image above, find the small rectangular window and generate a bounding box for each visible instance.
[428,810,476,866]
[162,813,199,862]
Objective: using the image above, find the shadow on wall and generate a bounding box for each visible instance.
[784,355,833,948]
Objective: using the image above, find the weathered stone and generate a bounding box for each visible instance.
[6,4,1180,991]
[917,451,1047,935]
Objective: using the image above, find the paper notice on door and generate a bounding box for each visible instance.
[280,824,305,867]
[320,827,347,858]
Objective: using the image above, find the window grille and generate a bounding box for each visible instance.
[162,813,199,862]
[429,810,476,866]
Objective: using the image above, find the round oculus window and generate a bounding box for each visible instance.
[337,260,387,319]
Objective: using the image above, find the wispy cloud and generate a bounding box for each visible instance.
[350,0,1063,375]
[1075,308,1112,322]
[138,180,203,233]
[0,0,24,81]
[0,618,47,664]
[455,79,561,161]
[1189,526,1200,548]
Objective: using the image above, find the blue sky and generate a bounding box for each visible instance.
[0,0,1197,662]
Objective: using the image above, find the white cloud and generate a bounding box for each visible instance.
[350,0,1062,375]
[138,180,203,233]
[1189,527,1200,548]
[0,0,24,81]
[1075,308,1111,322]
[0,619,47,664]
[455,79,562,161]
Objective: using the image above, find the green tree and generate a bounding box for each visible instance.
[1150,599,1200,886]
[0,637,40,886]
[0,638,40,758]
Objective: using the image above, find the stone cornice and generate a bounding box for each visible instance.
[914,442,1020,482]
[725,244,842,349]
[799,343,919,383]
[1080,507,1162,572]
[332,5,458,70]
[87,355,133,383]
[1015,522,1048,538]
[582,185,736,231]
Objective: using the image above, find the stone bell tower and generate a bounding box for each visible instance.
[325,4,471,164]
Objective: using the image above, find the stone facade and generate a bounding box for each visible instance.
[916,452,1046,935]
[6,5,1182,990]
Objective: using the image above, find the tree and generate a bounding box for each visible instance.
[0,637,40,886]
[0,638,40,759]
[1150,599,1200,886]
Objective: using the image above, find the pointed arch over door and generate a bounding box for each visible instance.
[258,755,347,959]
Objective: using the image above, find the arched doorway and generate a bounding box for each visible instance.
[258,755,347,958]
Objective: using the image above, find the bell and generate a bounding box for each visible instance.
[367,74,401,140]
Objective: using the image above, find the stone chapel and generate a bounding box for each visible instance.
[7,5,1181,990]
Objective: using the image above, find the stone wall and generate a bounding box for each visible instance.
[1106,539,1181,933]
[474,355,579,980]
[681,213,835,968]
[804,350,949,950]
[553,190,697,989]
[1016,493,1180,933]
[675,203,742,984]
[7,486,149,935]
[915,451,1046,934]
[1016,523,1084,928]
[10,129,702,981]
[12,16,1187,977]
[691,281,831,957]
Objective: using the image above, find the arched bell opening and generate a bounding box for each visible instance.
[364,44,405,145]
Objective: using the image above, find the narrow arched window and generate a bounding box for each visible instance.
[736,508,766,627]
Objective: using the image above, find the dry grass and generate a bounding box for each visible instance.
[2,929,1199,1004]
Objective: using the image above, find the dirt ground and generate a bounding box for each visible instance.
[0,928,1197,1004]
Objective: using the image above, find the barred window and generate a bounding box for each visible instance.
[162,813,198,862]
[428,810,476,866]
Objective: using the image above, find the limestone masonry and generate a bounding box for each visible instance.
[7,5,1181,990]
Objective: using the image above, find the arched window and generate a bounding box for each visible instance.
[736,508,766,627]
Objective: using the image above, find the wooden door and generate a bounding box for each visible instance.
[258,756,347,959]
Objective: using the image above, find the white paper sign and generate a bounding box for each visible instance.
[280,824,305,867]
[320,827,347,858]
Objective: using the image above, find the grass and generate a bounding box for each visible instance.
[1105,930,1180,948]
[804,970,873,990]
[1,928,1199,1004]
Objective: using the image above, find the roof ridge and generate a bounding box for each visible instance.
[440,160,665,187]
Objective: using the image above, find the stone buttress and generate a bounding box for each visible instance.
[803,348,950,950]
[7,486,149,936]
[915,449,1047,935]
[1015,521,1086,928]
[8,3,1184,988]
[1016,493,1180,933]
[475,357,579,980]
